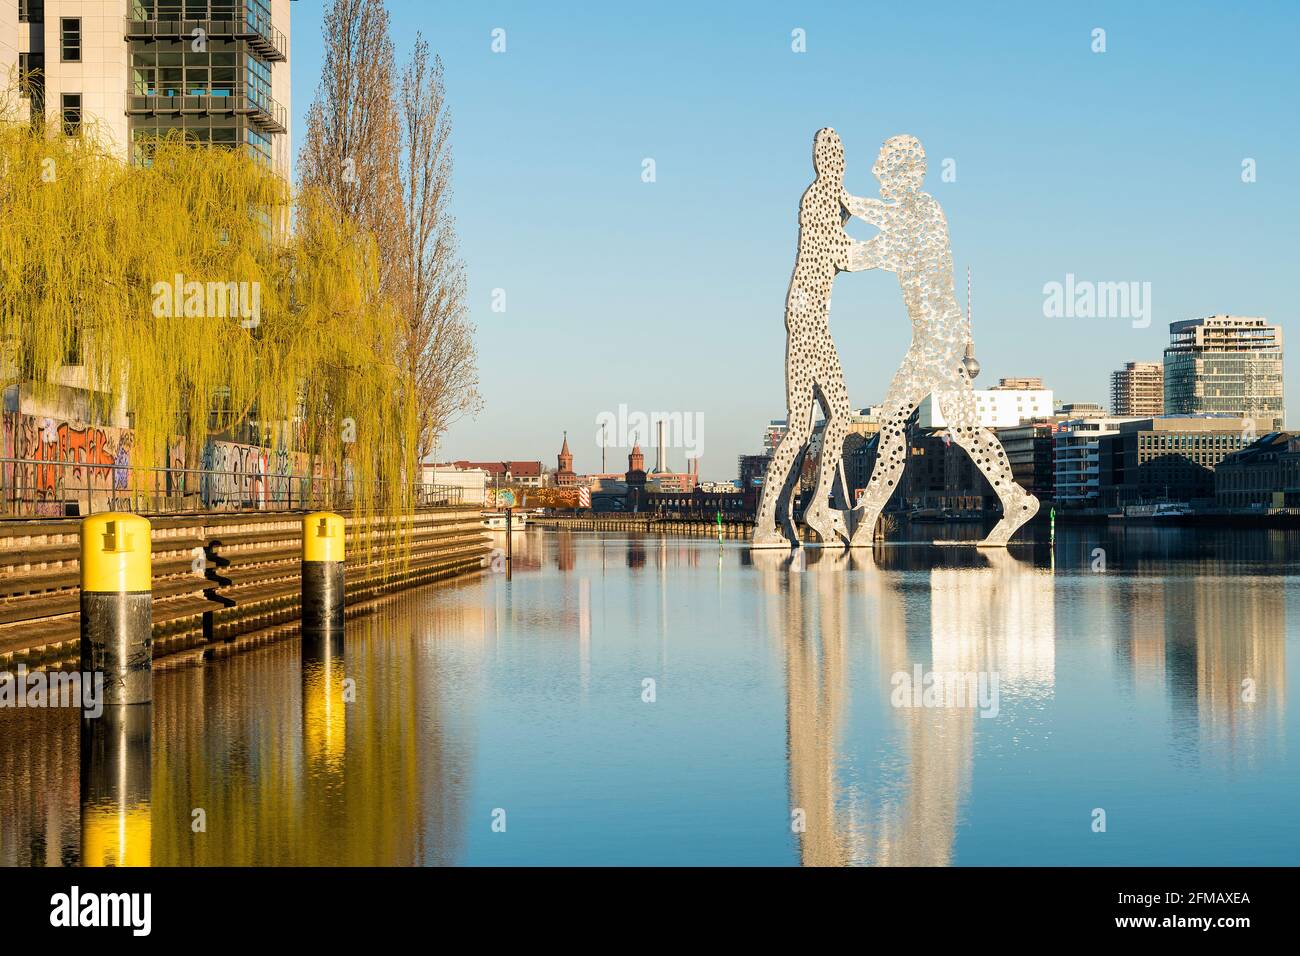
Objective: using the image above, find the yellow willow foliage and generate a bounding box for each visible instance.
[0,124,417,552]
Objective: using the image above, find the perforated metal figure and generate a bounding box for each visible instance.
[845,135,1038,547]
[751,128,877,548]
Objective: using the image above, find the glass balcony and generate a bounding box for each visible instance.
[126,83,287,135]
[124,2,287,62]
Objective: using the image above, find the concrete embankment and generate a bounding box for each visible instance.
[0,505,490,668]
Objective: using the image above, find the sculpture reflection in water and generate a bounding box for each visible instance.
[753,546,1055,865]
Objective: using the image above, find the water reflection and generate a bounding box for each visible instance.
[753,547,1055,865]
[0,526,1292,866]
[81,707,152,867]
[146,589,483,865]
[0,707,78,867]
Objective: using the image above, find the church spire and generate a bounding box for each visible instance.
[556,431,575,485]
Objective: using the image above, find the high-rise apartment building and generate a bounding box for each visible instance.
[7,0,291,178]
[1164,315,1284,429]
[1110,361,1164,417]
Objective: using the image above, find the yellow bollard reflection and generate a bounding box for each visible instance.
[302,631,346,772]
[80,706,152,867]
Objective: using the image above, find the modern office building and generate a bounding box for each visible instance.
[917,386,1053,429]
[996,420,1058,499]
[1054,417,1140,505]
[1215,432,1300,510]
[1096,416,1264,508]
[1164,315,1284,430]
[5,4,294,464]
[8,0,291,178]
[1110,361,1164,417]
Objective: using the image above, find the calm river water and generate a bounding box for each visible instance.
[1,526,1296,866]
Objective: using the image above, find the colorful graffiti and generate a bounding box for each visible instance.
[200,440,327,508]
[0,411,339,515]
[1,414,132,516]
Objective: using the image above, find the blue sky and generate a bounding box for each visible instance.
[289,1,1299,480]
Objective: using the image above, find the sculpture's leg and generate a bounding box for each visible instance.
[803,370,851,546]
[935,384,1039,547]
[848,362,929,547]
[753,356,816,549]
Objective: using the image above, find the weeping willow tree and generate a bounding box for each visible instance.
[0,90,418,540]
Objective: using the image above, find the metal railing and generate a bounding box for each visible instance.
[0,457,462,518]
[124,7,288,61]
[125,83,287,134]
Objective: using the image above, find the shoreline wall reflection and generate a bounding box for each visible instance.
[147,589,484,866]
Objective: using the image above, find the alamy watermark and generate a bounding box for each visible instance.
[1042,273,1151,329]
[890,665,1000,718]
[595,404,704,459]
[151,274,261,328]
[50,886,150,936]
[0,664,104,718]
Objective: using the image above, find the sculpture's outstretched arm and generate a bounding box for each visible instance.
[843,191,889,226]
[845,236,892,273]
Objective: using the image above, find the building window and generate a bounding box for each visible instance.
[19,0,44,24]
[61,94,82,136]
[18,51,44,101]
[61,18,82,61]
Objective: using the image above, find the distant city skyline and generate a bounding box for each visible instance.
[289,1,1299,479]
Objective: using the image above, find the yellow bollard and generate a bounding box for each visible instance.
[80,512,152,706]
[302,512,345,633]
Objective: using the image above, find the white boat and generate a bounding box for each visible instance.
[1123,502,1192,519]
[481,511,527,531]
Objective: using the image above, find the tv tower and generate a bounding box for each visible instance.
[962,265,980,381]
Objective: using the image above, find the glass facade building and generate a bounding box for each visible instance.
[126,1,287,166]
[1164,316,1284,430]
[6,2,290,175]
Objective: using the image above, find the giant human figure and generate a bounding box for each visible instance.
[846,135,1038,547]
[751,128,874,548]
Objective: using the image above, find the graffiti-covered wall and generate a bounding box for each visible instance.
[1,413,137,516]
[200,440,328,509]
[0,411,331,516]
